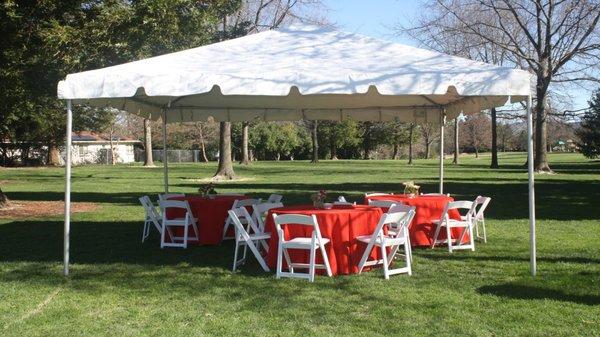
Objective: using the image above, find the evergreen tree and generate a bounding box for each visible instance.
[577,90,600,159]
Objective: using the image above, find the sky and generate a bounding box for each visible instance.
[323,0,591,111]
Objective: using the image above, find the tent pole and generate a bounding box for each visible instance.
[162,107,169,194]
[63,99,73,277]
[526,95,536,276]
[439,110,446,194]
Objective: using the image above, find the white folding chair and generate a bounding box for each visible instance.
[386,204,416,261]
[229,208,271,272]
[267,194,283,203]
[431,200,475,252]
[222,198,262,240]
[272,213,333,282]
[368,200,401,208]
[334,196,356,205]
[356,209,414,279]
[159,200,199,248]
[139,196,164,243]
[158,193,185,202]
[252,202,284,234]
[464,196,491,243]
[421,193,450,197]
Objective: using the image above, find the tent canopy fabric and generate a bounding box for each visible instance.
[57,25,531,123]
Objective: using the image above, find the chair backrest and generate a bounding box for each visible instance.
[159,200,193,222]
[442,200,474,222]
[365,192,390,197]
[368,200,398,208]
[337,196,347,202]
[252,202,284,231]
[139,196,162,223]
[267,194,283,203]
[370,211,408,241]
[228,207,262,240]
[232,198,262,209]
[334,196,355,205]
[272,213,324,242]
[471,196,491,220]
[387,204,416,232]
[158,193,185,202]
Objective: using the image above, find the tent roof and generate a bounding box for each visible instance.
[57,25,531,123]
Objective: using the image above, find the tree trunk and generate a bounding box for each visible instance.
[47,143,60,166]
[534,74,552,172]
[363,122,371,160]
[490,108,499,168]
[392,143,399,159]
[241,122,250,165]
[424,137,430,159]
[452,118,459,164]
[330,127,338,160]
[197,123,209,162]
[474,142,479,158]
[0,187,9,209]
[143,118,154,166]
[109,126,116,165]
[311,120,319,163]
[214,122,235,179]
[408,123,414,165]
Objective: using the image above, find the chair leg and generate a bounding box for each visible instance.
[380,244,389,280]
[183,223,189,249]
[276,240,283,279]
[308,245,316,282]
[142,221,147,243]
[404,242,412,276]
[282,247,294,273]
[246,239,270,272]
[446,225,453,253]
[319,243,333,277]
[469,223,475,251]
[232,240,241,272]
[160,224,167,249]
[481,219,487,243]
[357,242,371,274]
[431,223,442,249]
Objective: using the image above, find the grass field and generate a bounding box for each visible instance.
[0,152,599,336]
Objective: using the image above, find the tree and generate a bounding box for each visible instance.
[453,117,460,164]
[461,113,492,158]
[240,122,251,164]
[408,123,416,164]
[215,122,236,179]
[490,108,499,168]
[403,0,600,172]
[311,120,319,163]
[577,90,600,159]
[421,124,438,159]
[0,187,9,209]
[143,118,154,166]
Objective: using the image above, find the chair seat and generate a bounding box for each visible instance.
[282,237,330,249]
[356,234,406,246]
[247,233,271,241]
[432,219,470,227]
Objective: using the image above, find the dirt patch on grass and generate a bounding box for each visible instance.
[0,201,99,219]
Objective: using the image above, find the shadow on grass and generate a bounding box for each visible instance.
[478,283,600,306]
[419,253,600,265]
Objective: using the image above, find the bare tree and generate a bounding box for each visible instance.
[311,120,319,163]
[143,118,154,166]
[408,123,415,164]
[0,187,9,209]
[402,0,600,172]
[421,124,438,159]
[453,117,460,164]
[460,113,492,158]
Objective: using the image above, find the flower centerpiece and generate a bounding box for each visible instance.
[402,181,420,198]
[198,183,217,198]
[310,190,327,209]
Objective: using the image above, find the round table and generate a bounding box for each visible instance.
[166,195,247,245]
[364,194,464,247]
[264,204,384,276]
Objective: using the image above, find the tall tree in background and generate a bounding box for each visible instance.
[408,123,416,164]
[143,118,154,166]
[311,120,319,163]
[403,0,600,172]
[490,108,499,168]
[421,124,438,159]
[577,89,600,159]
[453,117,460,164]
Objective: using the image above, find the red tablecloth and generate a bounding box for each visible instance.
[264,204,384,276]
[364,194,464,247]
[166,195,247,245]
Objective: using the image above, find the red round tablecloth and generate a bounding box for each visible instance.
[166,195,247,245]
[264,204,384,276]
[364,194,465,247]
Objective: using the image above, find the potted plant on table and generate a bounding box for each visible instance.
[402,181,420,198]
[310,190,328,209]
[199,183,217,198]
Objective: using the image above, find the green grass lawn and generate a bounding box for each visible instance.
[0,152,599,336]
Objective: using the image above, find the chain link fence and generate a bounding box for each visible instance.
[135,149,208,163]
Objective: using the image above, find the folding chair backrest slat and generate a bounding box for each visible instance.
[442,200,474,221]
[473,196,491,220]
[140,196,161,226]
[229,207,261,239]
[233,198,262,208]
[267,194,283,203]
[368,200,399,208]
[273,213,322,242]
[252,202,283,231]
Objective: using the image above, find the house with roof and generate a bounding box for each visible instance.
[61,131,141,165]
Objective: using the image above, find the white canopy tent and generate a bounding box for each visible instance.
[57,25,536,276]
